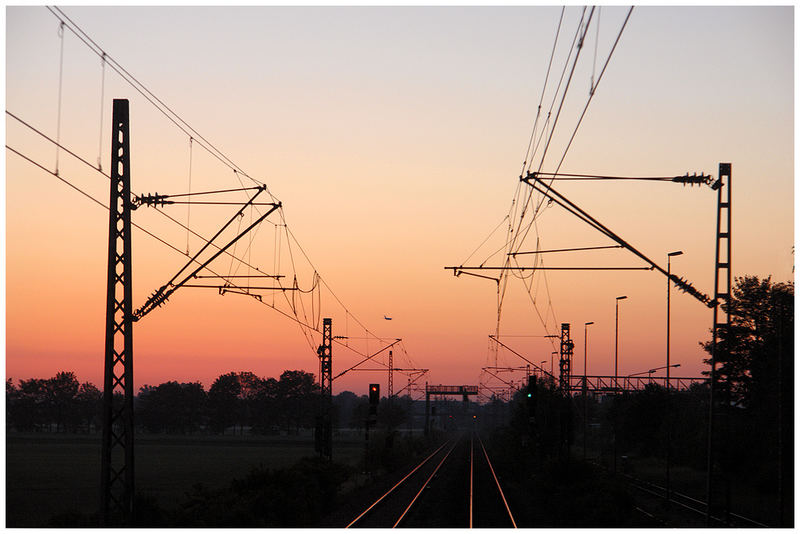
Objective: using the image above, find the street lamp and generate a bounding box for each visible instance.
[667,251,683,389]
[648,363,681,375]
[583,321,594,461]
[584,322,594,378]
[613,296,626,476]
[543,335,558,377]
[615,296,627,391]
[551,351,558,376]
[667,250,682,508]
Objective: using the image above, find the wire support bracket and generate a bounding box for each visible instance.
[520,172,715,307]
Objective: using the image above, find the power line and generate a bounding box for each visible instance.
[28,8,426,371]
[8,144,391,364]
[546,7,635,179]
[46,7,270,194]
[533,7,595,176]
[520,6,565,177]
[6,110,272,277]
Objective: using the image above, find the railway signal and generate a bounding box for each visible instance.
[526,375,537,416]
[369,383,380,417]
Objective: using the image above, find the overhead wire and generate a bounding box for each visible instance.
[591,7,600,93]
[186,137,193,255]
[499,8,634,345]
[47,7,270,193]
[9,143,392,365]
[30,7,395,367]
[5,110,271,278]
[55,21,65,176]
[97,53,105,171]
[543,7,634,182]
[519,6,565,178]
[492,8,599,348]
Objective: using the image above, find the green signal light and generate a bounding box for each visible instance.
[527,393,532,398]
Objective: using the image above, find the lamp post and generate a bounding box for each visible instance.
[584,322,594,378]
[615,296,627,391]
[628,364,680,382]
[648,363,681,376]
[551,351,557,376]
[667,251,682,387]
[667,250,682,507]
[583,321,594,460]
[613,296,627,476]
[543,335,559,380]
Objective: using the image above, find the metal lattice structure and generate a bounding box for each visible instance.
[317,318,332,460]
[424,384,478,435]
[707,163,732,522]
[567,375,705,393]
[388,349,393,403]
[101,99,134,524]
[559,323,574,392]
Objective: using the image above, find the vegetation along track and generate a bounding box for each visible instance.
[347,431,516,528]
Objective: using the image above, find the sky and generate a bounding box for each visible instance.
[5,6,794,399]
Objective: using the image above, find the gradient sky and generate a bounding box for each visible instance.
[5,6,794,398]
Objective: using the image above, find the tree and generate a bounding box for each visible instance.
[208,373,242,434]
[6,379,17,430]
[701,275,793,516]
[237,372,265,435]
[251,377,279,434]
[137,381,207,434]
[703,276,793,408]
[46,371,80,432]
[276,370,317,434]
[179,381,207,434]
[74,382,102,432]
[11,378,48,431]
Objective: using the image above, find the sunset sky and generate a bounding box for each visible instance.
[5,6,794,398]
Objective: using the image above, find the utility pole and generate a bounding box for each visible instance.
[101,99,134,525]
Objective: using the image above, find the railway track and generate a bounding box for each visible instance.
[621,472,769,528]
[586,458,768,527]
[346,431,516,528]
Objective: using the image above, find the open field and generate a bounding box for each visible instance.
[6,431,365,526]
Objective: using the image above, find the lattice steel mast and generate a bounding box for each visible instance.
[101,99,134,525]
[707,163,732,524]
[558,323,574,392]
[317,318,333,460]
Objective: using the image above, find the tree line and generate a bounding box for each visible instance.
[6,369,355,435]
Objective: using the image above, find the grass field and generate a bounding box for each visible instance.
[6,431,366,527]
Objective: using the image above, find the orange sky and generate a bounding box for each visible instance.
[5,6,794,397]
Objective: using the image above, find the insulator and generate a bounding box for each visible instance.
[139,192,171,207]
[672,172,713,187]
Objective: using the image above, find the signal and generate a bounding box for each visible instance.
[526,375,537,413]
[369,383,380,406]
